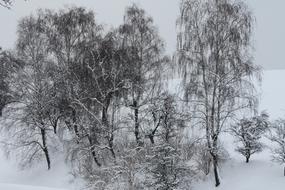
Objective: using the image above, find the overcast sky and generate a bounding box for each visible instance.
[0,0,284,70]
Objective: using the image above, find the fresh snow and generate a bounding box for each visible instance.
[0,70,284,190]
[0,141,78,190]
[193,156,285,190]
[193,131,285,190]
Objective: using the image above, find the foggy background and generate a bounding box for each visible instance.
[0,0,284,70]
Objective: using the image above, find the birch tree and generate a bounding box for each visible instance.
[40,7,105,167]
[2,15,57,170]
[177,0,258,186]
[0,51,22,116]
[119,4,166,145]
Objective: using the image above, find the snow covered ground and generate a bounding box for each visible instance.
[168,70,285,190]
[0,151,73,190]
[0,140,81,190]
[193,134,285,190]
[192,70,285,189]
[0,70,284,190]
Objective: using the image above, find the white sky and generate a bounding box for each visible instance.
[0,0,285,70]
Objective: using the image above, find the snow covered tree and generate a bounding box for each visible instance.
[231,112,269,163]
[145,92,184,145]
[119,4,166,145]
[1,14,60,170]
[160,94,185,143]
[0,51,10,116]
[145,143,192,190]
[143,94,192,189]
[40,7,105,167]
[269,119,285,176]
[177,0,258,186]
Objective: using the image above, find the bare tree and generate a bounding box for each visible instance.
[0,50,23,116]
[1,14,58,170]
[145,93,185,144]
[40,7,104,167]
[177,0,258,186]
[119,4,166,145]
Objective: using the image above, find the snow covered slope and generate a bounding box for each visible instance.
[0,151,73,190]
[190,70,285,190]
[193,134,285,190]
[0,70,283,190]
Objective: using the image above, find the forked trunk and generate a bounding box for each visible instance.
[41,129,51,170]
[148,134,155,144]
[88,136,101,167]
[246,156,250,163]
[91,145,101,167]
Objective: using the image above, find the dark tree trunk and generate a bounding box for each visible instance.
[164,115,169,143]
[108,133,116,159]
[88,136,101,167]
[213,155,220,187]
[40,129,51,170]
[90,145,101,167]
[148,112,161,144]
[72,109,80,138]
[74,124,79,137]
[53,125,57,134]
[102,98,116,159]
[246,156,250,163]
[149,134,155,144]
[52,115,61,134]
[133,100,140,145]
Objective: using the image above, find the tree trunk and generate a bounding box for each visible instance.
[88,136,101,167]
[52,116,60,134]
[205,158,211,175]
[91,145,101,167]
[149,134,155,144]
[246,156,250,163]
[284,166,285,176]
[102,101,116,159]
[213,155,220,187]
[133,100,140,145]
[108,133,116,159]
[72,109,80,138]
[40,129,51,170]
[53,125,57,134]
[43,147,51,170]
